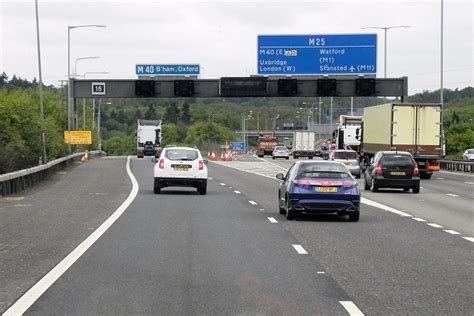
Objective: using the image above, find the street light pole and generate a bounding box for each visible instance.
[440,0,444,106]
[35,0,47,163]
[361,25,411,78]
[67,24,105,154]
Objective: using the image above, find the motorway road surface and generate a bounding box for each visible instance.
[3,156,473,315]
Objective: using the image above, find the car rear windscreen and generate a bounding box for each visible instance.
[468,149,474,154]
[165,149,198,161]
[334,151,357,159]
[297,163,351,179]
[275,147,287,150]
[381,155,414,167]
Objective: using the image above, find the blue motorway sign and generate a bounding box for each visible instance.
[258,34,377,75]
[136,64,200,76]
[230,142,245,151]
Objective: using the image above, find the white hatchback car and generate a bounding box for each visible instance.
[154,147,208,194]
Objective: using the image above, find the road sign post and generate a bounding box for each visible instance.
[258,34,377,75]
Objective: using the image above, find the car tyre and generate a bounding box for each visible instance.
[349,212,360,222]
[153,178,161,194]
[420,172,432,180]
[355,174,361,179]
[285,198,296,220]
[412,186,420,194]
[403,188,410,192]
[364,176,370,190]
[286,157,289,160]
[198,186,207,195]
[272,157,275,160]
[370,179,379,192]
[278,193,285,214]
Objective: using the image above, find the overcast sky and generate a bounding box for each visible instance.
[1,0,472,94]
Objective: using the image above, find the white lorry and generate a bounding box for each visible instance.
[137,119,162,158]
[334,115,363,151]
[292,131,317,159]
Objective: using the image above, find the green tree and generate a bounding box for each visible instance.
[163,103,180,124]
[161,124,179,145]
[180,102,191,124]
[185,122,236,146]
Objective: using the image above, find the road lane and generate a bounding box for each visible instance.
[210,161,474,315]
[25,158,352,315]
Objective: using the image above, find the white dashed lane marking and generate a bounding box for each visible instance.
[248,200,257,205]
[444,230,461,235]
[292,244,308,255]
[412,217,427,222]
[219,183,226,186]
[465,182,474,185]
[267,217,278,223]
[339,301,365,316]
[259,208,265,211]
[446,193,459,197]
[317,271,326,274]
[233,190,241,194]
[462,237,474,242]
[208,177,213,180]
[427,223,443,228]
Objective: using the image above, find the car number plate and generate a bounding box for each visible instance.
[344,163,352,167]
[316,187,337,193]
[174,167,189,172]
[390,171,405,176]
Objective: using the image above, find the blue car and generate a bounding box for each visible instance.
[276,161,360,221]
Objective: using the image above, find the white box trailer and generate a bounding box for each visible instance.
[137,119,162,158]
[293,131,317,159]
[360,103,443,179]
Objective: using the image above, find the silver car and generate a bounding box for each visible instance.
[272,146,290,160]
[463,149,474,161]
[329,149,361,178]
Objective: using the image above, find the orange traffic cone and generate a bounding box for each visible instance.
[81,150,89,163]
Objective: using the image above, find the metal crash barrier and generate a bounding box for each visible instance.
[0,151,104,197]
[439,160,474,173]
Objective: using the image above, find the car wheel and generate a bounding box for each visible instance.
[349,212,360,222]
[403,188,410,192]
[285,198,296,220]
[420,172,432,180]
[364,176,370,190]
[278,193,285,214]
[198,186,207,195]
[286,157,289,160]
[412,186,420,194]
[308,156,313,160]
[370,179,379,192]
[272,157,275,160]
[153,178,161,194]
[258,155,263,158]
[356,174,361,179]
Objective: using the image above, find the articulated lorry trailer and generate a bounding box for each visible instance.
[137,119,162,158]
[293,131,317,159]
[359,103,443,179]
[334,115,363,151]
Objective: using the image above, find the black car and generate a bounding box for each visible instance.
[364,151,420,193]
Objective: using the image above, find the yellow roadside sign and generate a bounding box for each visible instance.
[64,131,92,145]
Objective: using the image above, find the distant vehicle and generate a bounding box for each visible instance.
[319,144,331,160]
[137,119,162,158]
[462,149,474,161]
[358,103,442,179]
[276,161,360,221]
[330,149,361,178]
[282,122,295,130]
[257,132,278,157]
[272,146,290,160]
[154,147,208,195]
[363,151,420,194]
[280,137,292,150]
[292,131,317,159]
[333,115,363,152]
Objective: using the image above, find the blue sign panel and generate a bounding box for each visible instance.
[230,142,245,151]
[258,34,377,75]
[136,64,200,76]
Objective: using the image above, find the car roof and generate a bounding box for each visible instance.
[333,149,356,153]
[164,146,198,151]
[294,160,345,167]
[379,151,412,155]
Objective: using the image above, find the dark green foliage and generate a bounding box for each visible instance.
[163,103,180,124]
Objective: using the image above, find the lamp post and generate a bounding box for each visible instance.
[74,56,99,78]
[81,71,109,131]
[74,57,100,130]
[361,25,411,78]
[67,24,105,153]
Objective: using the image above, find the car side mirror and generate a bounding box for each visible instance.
[276,173,285,180]
[203,159,209,165]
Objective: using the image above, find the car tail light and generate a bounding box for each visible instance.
[413,164,420,176]
[159,159,164,169]
[342,180,357,187]
[376,163,383,175]
[199,160,204,170]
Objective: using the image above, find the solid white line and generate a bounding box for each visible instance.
[444,229,461,235]
[446,193,459,197]
[340,301,365,316]
[361,198,413,217]
[3,156,139,316]
[437,177,444,180]
[254,155,289,171]
[220,182,226,186]
[267,217,278,223]
[233,190,241,194]
[249,200,258,205]
[292,244,308,255]
[412,217,427,222]
[427,223,443,228]
[462,237,474,242]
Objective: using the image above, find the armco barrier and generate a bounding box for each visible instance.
[0,151,103,197]
[439,160,474,173]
